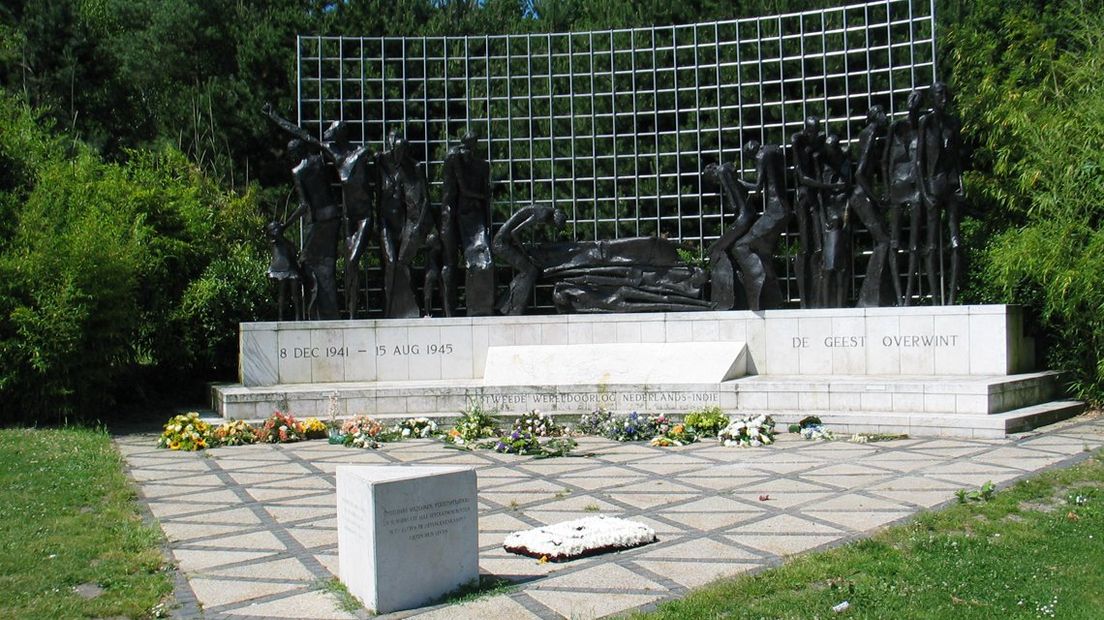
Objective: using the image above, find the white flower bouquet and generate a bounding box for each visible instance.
[718,414,776,447]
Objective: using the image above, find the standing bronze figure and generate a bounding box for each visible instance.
[265,220,304,321]
[703,161,757,310]
[493,205,566,315]
[851,105,897,307]
[442,132,495,316]
[377,128,432,318]
[422,216,448,317]
[919,82,965,305]
[817,134,853,308]
[790,117,827,308]
[262,106,378,318]
[884,89,926,306]
[733,141,792,312]
[282,139,341,320]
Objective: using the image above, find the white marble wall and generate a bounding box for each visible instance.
[239,305,1033,386]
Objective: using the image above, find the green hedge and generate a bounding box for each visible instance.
[0,95,267,424]
[948,0,1104,404]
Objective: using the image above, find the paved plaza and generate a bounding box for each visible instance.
[117,415,1104,619]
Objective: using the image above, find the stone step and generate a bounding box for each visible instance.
[759,400,1085,439]
[212,380,731,420]
[731,372,1060,415]
[210,400,1085,441]
[211,374,1078,439]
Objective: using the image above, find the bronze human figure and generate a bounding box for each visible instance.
[703,162,757,310]
[851,105,897,307]
[918,82,965,304]
[282,139,341,320]
[733,141,792,311]
[263,106,377,317]
[817,134,853,308]
[442,131,495,316]
[377,127,432,318]
[884,89,926,305]
[265,220,304,321]
[422,219,448,317]
[534,237,712,313]
[493,205,566,315]
[790,116,827,308]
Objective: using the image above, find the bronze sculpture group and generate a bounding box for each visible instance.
[263,81,964,320]
[709,83,964,311]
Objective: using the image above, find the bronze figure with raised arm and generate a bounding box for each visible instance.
[263,104,377,317]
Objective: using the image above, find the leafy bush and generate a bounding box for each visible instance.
[947,1,1104,404]
[0,95,267,424]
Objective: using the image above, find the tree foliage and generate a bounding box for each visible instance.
[2,0,1104,417]
[0,95,267,424]
[946,0,1104,403]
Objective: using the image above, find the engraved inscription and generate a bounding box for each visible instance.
[382,497,473,543]
[376,343,455,357]
[790,334,960,350]
[881,334,959,347]
[476,391,718,410]
[279,346,352,359]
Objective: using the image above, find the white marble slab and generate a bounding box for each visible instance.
[482,342,747,386]
[239,305,1034,386]
[337,465,478,614]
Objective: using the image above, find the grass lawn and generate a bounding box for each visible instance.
[0,427,172,619]
[636,451,1104,619]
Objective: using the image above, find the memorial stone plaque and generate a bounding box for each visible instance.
[336,465,478,613]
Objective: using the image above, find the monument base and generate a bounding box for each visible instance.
[212,372,1081,440]
[216,306,1082,439]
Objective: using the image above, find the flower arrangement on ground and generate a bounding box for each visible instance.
[255,411,306,443]
[650,423,698,447]
[447,404,501,446]
[491,429,542,455]
[800,424,834,441]
[850,432,909,443]
[684,406,730,437]
[512,410,565,437]
[718,414,776,447]
[157,412,213,450]
[213,420,257,446]
[488,430,577,458]
[604,411,667,441]
[576,408,615,435]
[300,417,328,440]
[503,515,656,561]
[396,417,438,439]
[341,415,384,448]
[787,415,832,441]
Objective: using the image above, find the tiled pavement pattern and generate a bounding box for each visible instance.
[117,416,1104,620]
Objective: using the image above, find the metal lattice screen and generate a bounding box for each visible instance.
[296,0,937,311]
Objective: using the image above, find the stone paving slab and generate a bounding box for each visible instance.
[118,416,1104,620]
